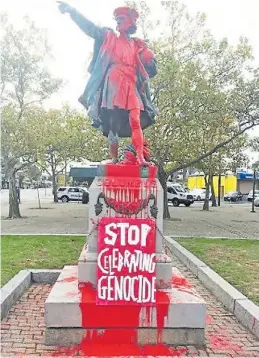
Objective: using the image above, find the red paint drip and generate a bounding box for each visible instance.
[51,282,187,357]
[156,290,170,343]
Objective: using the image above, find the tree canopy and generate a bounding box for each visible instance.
[0,14,62,217]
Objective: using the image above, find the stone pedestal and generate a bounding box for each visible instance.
[80,169,171,289]
[45,266,206,346]
[45,164,206,347]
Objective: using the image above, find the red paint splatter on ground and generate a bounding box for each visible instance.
[210,335,243,352]
[51,282,187,357]
[205,315,214,325]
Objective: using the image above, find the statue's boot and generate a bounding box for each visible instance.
[110,143,119,163]
[129,109,150,166]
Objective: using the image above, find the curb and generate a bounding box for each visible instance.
[0,269,61,320]
[165,236,259,339]
[169,235,259,240]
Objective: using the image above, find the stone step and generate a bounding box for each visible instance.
[45,326,205,346]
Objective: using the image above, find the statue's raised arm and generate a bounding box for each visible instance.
[57,1,104,40]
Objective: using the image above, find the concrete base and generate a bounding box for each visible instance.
[78,245,173,289]
[45,327,205,346]
[45,266,206,346]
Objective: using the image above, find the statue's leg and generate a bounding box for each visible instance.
[108,114,119,163]
[129,109,148,165]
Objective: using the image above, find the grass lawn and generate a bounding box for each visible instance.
[1,235,85,286]
[176,238,259,305]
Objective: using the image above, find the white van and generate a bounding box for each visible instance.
[167,183,194,207]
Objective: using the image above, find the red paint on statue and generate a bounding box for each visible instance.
[101,164,157,219]
[140,47,154,64]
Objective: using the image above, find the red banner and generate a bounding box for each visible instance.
[97,217,156,305]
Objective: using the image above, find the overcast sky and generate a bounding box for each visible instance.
[1,0,259,160]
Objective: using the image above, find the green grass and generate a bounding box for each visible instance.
[1,235,85,286]
[176,238,259,305]
[2,236,259,306]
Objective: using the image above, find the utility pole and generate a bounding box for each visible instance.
[251,168,256,213]
[217,153,221,207]
[218,171,221,207]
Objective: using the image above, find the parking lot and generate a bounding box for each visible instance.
[1,188,259,238]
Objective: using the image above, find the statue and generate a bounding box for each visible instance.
[119,140,151,165]
[57,1,158,165]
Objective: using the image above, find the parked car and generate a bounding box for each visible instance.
[224,191,243,202]
[167,184,194,207]
[254,197,259,207]
[247,190,259,202]
[188,188,212,201]
[57,186,89,203]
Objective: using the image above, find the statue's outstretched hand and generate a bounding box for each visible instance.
[57,1,72,14]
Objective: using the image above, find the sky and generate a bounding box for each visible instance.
[1,0,259,160]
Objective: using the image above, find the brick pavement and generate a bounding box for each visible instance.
[1,254,259,357]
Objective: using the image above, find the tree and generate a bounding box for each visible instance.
[250,136,259,153]
[126,1,259,218]
[24,164,42,183]
[195,135,249,210]
[38,106,106,202]
[1,106,45,217]
[0,14,62,217]
[250,136,259,169]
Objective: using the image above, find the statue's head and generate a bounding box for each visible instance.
[114,7,139,34]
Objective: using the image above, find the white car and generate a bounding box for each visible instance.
[254,197,259,207]
[188,188,212,201]
[57,186,89,203]
[247,190,259,202]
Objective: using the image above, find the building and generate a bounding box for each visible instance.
[69,163,100,186]
[236,171,259,194]
[188,173,237,197]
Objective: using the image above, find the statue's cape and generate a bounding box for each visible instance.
[80,29,158,137]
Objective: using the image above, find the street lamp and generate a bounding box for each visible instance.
[251,165,258,213]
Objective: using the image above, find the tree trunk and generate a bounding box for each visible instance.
[36,184,42,209]
[64,160,67,186]
[210,173,217,207]
[52,171,58,203]
[50,154,58,203]
[203,174,210,211]
[158,164,170,219]
[8,172,22,218]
